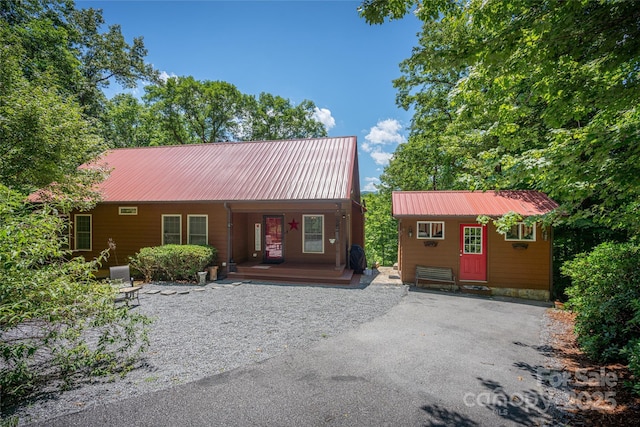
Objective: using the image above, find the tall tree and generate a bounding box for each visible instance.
[0,24,105,194]
[101,93,161,148]
[144,77,245,144]
[241,93,327,141]
[363,192,398,266]
[2,0,157,117]
[360,0,640,233]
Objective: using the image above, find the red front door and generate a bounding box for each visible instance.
[459,224,487,281]
[264,216,284,263]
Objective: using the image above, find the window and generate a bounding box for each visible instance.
[417,221,445,239]
[463,226,483,254]
[74,214,92,251]
[303,215,324,253]
[162,215,182,245]
[119,206,138,215]
[505,223,536,241]
[188,215,208,245]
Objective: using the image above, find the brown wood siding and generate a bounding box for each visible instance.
[398,217,552,292]
[397,218,460,283]
[73,202,228,270]
[486,223,551,291]
[77,200,358,275]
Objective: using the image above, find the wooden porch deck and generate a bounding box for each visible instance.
[227,261,357,286]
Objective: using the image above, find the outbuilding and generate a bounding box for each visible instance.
[392,190,558,300]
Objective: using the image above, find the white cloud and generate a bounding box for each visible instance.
[361,119,405,167]
[159,70,178,83]
[370,150,394,166]
[363,176,380,192]
[313,107,336,130]
[364,119,406,149]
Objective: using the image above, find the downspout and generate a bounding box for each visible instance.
[224,202,233,275]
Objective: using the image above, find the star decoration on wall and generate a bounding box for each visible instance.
[288,219,299,231]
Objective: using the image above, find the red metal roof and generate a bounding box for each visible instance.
[87,137,358,202]
[392,191,558,217]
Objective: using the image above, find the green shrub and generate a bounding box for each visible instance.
[130,245,217,282]
[562,242,640,363]
[0,186,150,410]
[623,337,640,395]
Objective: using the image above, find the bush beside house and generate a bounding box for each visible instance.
[562,242,640,393]
[130,245,217,282]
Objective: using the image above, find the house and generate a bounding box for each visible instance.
[392,190,558,300]
[64,136,365,284]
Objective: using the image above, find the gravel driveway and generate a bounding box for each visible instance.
[12,270,406,425]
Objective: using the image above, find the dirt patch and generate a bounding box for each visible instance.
[548,309,640,426]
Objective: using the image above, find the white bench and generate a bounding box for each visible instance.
[415,266,457,288]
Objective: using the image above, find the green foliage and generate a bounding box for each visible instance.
[0,24,106,195]
[143,77,245,144]
[360,0,640,234]
[363,192,397,266]
[552,222,628,301]
[138,77,328,146]
[562,242,640,365]
[0,185,151,410]
[130,245,217,282]
[242,92,327,141]
[623,338,640,396]
[100,93,160,148]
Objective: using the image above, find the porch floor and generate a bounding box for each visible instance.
[227,261,356,286]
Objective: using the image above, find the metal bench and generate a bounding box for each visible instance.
[415,266,457,288]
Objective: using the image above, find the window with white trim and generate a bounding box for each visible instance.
[417,221,445,239]
[119,206,138,215]
[505,222,536,241]
[303,215,324,253]
[162,215,182,245]
[188,215,208,245]
[74,214,92,251]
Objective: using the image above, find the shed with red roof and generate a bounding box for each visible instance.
[66,136,364,284]
[392,190,558,300]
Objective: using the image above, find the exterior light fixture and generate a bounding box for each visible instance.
[408,226,413,238]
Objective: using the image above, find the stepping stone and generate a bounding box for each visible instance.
[177,290,189,295]
[231,282,243,286]
[160,290,176,295]
[145,290,161,294]
[193,288,206,292]
[210,286,221,290]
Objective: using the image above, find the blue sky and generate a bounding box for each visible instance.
[81,0,421,192]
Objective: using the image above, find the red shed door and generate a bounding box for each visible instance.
[459,224,487,281]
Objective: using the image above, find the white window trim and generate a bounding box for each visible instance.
[505,222,537,242]
[74,214,92,251]
[302,214,324,254]
[162,214,182,245]
[463,225,484,255]
[416,221,445,240]
[187,214,208,245]
[119,206,138,215]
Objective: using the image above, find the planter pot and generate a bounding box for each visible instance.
[197,271,207,285]
[208,266,218,281]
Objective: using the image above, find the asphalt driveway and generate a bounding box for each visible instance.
[37,288,557,426]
